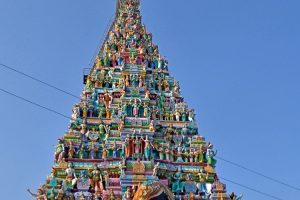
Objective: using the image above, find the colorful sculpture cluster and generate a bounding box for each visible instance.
[31,0,242,199]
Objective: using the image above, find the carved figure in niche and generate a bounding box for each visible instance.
[68,142,75,159]
[103,92,112,108]
[152,162,160,176]
[65,163,77,191]
[149,120,156,132]
[197,168,208,194]
[124,134,133,158]
[172,167,184,194]
[141,135,153,160]
[134,135,141,155]
[123,187,132,200]
[165,143,171,161]
[175,110,181,122]
[188,109,195,122]
[156,146,164,160]
[85,76,92,91]
[102,145,108,160]
[71,106,80,122]
[119,162,125,177]
[104,125,110,142]
[89,142,99,159]
[98,120,106,137]
[132,99,140,117]
[189,149,194,163]
[110,140,121,158]
[89,164,104,194]
[206,145,217,168]
[144,90,150,100]
[54,138,65,164]
[176,145,184,162]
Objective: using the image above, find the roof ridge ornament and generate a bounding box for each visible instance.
[116,0,141,17]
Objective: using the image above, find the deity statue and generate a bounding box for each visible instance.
[134,135,141,156]
[132,99,140,117]
[99,69,105,81]
[47,188,57,200]
[109,189,116,200]
[68,142,75,159]
[88,165,104,194]
[103,54,110,67]
[163,77,170,92]
[144,90,150,100]
[27,187,47,200]
[165,143,171,161]
[106,107,112,118]
[197,168,208,194]
[206,146,217,168]
[103,171,109,189]
[123,187,132,200]
[54,138,65,164]
[172,168,184,195]
[88,142,99,159]
[104,125,110,142]
[149,120,156,132]
[181,124,189,136]
[175,110,181,122]
[198,145,204,163]
[188,109,195,122]
[71,106,80,122]
[138,76,144,87]
[173,81,180,96]
[124,134,132,158]
[141,135,152,160]
[183,149,189,162]
[165,124,175,142]
[189,149,194,163]
[156,146,164,160]
[119,162,125,177]
[103,92,112,108]
[76,170,90,191]
[98,120,106,137]
[102,145,108,160]
[176,146,184,162]
[109,140,120,158]
[118,119,124,131]
[152,162,160,176]
[85,76,92,91]
[64,163,77,193]
[48,171,58,189]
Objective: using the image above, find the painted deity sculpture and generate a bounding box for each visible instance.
[89,165,104,194]
[172,168,185,194]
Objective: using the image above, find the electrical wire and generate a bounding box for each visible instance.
[0,87,71,120]
[216,156,300,192]
[219,176,285,200]
[0,63,80,100]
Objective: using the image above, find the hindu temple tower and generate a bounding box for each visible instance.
[30,0,241,199]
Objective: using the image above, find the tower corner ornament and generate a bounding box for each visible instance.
[31,0,242,199]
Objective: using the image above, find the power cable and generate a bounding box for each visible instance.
[0,87,71,120]
[216,156,300,192]
[0,63,80,100]
[219,176,285,200]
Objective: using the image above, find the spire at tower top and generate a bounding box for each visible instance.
[116,0,141,17]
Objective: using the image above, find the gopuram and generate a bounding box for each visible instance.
[30,0,242,200]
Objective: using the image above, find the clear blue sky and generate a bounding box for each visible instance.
[0,0,299,199]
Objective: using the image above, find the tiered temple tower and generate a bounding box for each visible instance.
[31,0,242,200]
